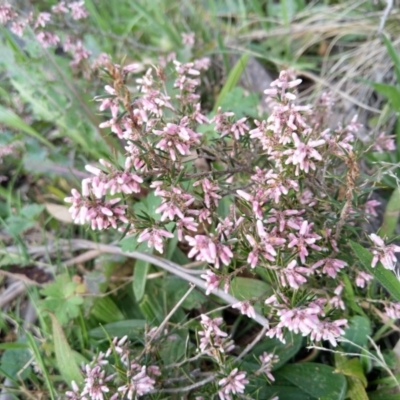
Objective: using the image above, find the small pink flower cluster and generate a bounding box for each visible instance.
[257,351,280,382]
[0,2,94,71]
[65,58,391,351]
[218,368,249,400]
[198,314,235,355]
[66,336,159,400]
[265,295,347,346]
[370,233,400,270]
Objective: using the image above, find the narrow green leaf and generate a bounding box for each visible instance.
[133,259,150,301]
[89,320,146,339]
[50,314,82,386]
[0,342,28,350]
[0,106,54,149]
[350,241,400,302]
[275,363,347,400]
[26,332,56,400]
[382,34,400,86]
[342,274,366,316]
[380,188,400,237]
[213,53,250,112]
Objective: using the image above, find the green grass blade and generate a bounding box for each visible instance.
[133,258,150,302]
[26,332,56,400]
[382,34,400,86]
[350,240,400,302]
[213,53,250,112]
[380,188,400,237]
[0,106,54,149]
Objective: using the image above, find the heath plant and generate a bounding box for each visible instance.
[61,53,400,398]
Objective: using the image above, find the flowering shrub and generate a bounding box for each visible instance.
[60,54,400,398]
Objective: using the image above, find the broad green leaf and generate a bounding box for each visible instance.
[91,296,125,323]
[20,204,45,219]
[50,314,82,385]
[350,241,400,302]
[346,376,369,400]
[213,53,250,112]
[139,294,163,324]
[89,320,146,339]
[341,316,371,354]
[164,276,207,309]
[372,83,400,111]
[158,333,187,365]
[0,342,31,381]
[380,188,400,237]
[246,332,303,370]
[229,277,272,300]
[248,384,312,400]
[368,391,400,400]
[275,363,347,400]
[0,105,54,149]
[335,358,367,387]
[133,259,150,301]
[218,87,259,118]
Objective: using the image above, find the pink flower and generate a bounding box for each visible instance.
[137,228,174,254]
[370,233,400,270]
[265,70,303,104]
[311,258,347,278]
[185,235,233,268]
[52,1,69,14]
[309,319,347,347]
[211,108,235,137]
[372,132,396,153]
[385,302,400,319]
[176,217,198,241]
[230,118,249,140]
[201,270,220,295]
[0,4,16,24]
[232,301,256,319]
[265,209,300,232]
[280,260,310,289]
[329,285,345,310]
[35,12,51,28]
[284,133,325,175]
[181,32,195,46]
[355,271,373,288]
[153,120,201,161]
[194,178,221,208]
[258,352,279,381]
[117,366,155,398]
[288,221,323,264]
[69,1,89,20]
[36,32,60,48]
[365,199,381,217]
[218,369,249,400]
[80,365,110,399]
